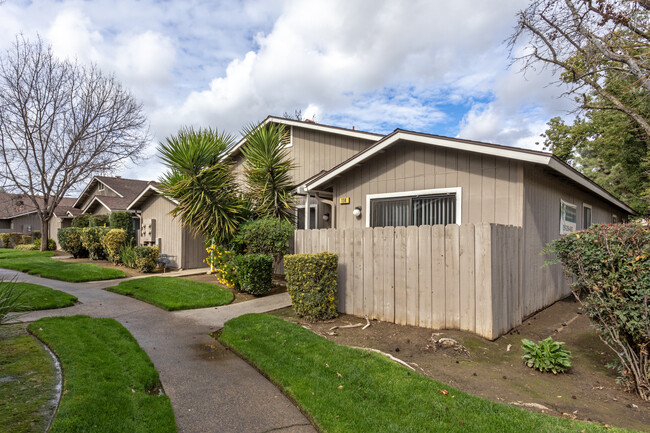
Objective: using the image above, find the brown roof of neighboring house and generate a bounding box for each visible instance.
[74,176,153,211]
[0,194,80,219]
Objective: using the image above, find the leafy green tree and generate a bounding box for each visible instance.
[158,127,247,244]
[241,122,296,222]
[542,72,650,215]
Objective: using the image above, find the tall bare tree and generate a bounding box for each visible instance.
[509,0,650,140]
[0,36,148,250]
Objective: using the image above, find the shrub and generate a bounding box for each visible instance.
[548,222,649,400]
[0,233,10,248]
[521,337,572,374]
[134,246,159,273]
[101,229,128,264]
[120,244,137,268]
[9,232,23,247]
[46,238,56,251]
[15,244,37,251]
[284,252,338,321]
[109,211,135,244]
[22,235,32,244]
[232,217,294,260]
[32,230,41,240]
[58,228,88,258]
[206,245,238,288]
[71,214,91,228]
[89,214,109,227]
[81,227,110,260]
[234,254,273,295]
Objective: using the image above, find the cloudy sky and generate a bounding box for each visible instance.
[0,0,574,182]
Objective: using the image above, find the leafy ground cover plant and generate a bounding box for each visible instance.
[548,223,649,400]
[521,337,572,374]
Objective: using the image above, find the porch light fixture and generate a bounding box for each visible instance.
[353,206,362,217]
[323,213,330,221]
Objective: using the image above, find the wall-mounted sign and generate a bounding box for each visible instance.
[339,197,350,205]
[560,200,577,235]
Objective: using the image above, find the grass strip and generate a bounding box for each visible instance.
[0,325,58,433]
[28,316,176,433]
[219,314,634,433]
[0,250,124,282]
[0,282,77,311]
[106,276,233,311]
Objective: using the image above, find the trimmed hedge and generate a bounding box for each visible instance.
[284,252,338,321]
[9,232,23,247]
[72,214,109,228]
[15,244,37,251]
[109,211,135,245]
[134,246,159,273]
[0,233,10,248]
[58,228,88,258]
[234,254,273,295]
[32,230,41,240]
[22,235,32,244]
[232,217,294,258]
[102,229,128,264]
[549,222,650,400]
[81,227,110,260]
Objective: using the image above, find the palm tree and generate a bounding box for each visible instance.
[158,127,247,245]
[241,122,296,222]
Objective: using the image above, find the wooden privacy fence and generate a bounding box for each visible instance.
[294,224,523,340]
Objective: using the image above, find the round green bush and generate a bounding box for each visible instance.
[234,254,273,295]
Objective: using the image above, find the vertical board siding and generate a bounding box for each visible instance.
[294,223,522,340]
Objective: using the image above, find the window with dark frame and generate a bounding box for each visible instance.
[370,193,456,228]
[583,205,592,229]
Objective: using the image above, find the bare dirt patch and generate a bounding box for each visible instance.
[272,298,650,432]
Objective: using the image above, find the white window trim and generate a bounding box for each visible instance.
[582,203,592,229]
[295,202,318,229]
[98,183,105,192]
[560,199,578,235]
[365,187,462,228]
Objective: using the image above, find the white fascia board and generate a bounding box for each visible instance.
[548,159,634,214]
[226,117,382,156]
[126,185,178,210]
[9,209,39,218]
[82,197,111,214]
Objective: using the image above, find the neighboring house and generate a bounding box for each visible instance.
[48,198,82,249]
[0,192,41,236]
[127,183,208,269]
[73,176,152,215]
[233,117,633,339]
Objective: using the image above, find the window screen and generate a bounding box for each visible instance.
[370,193,456,228]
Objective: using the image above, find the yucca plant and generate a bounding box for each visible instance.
[521,336,572,374]
[158,127,248,244]
[0,278,26,324]
[241,122,296,222]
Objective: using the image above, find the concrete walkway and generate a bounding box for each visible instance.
[2,269,316,433]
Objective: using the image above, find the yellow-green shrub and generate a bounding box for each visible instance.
[0,233,10,248]
[9,232,23,247]
[234,254,273,295]
[58,228,87,258]
[22,235,32,244]
[102,229,128,264]
[134,246,159,273]
[81,227,110,260]
[15,244,37,251]
[284,252,338,321]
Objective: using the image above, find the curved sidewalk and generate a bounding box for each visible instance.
[2,269,316,433]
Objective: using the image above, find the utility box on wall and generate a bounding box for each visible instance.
[141,219,156,244]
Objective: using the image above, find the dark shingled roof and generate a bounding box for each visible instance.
[0,194,79,219]
[74,176,153,211]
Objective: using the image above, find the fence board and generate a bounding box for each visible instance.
[373,228,384,320]
[406,226,419,326]
[320,228,329,252]
[475,223,494,339]
[445,224,460,329]
[363,228,375,318]
[344,228,354,314]
[394,227,407,325]
[459,224,476,332]
[383,226,395,322]
[418,225,432,328]
[353,228,364,316]
[430,225,446,328]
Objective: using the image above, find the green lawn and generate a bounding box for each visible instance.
[219,314,634,433]
[0,325,58,433]
[0,249,125,282]
[0,282,77,311]
[105,276,233,311]
[28,316,176,433]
